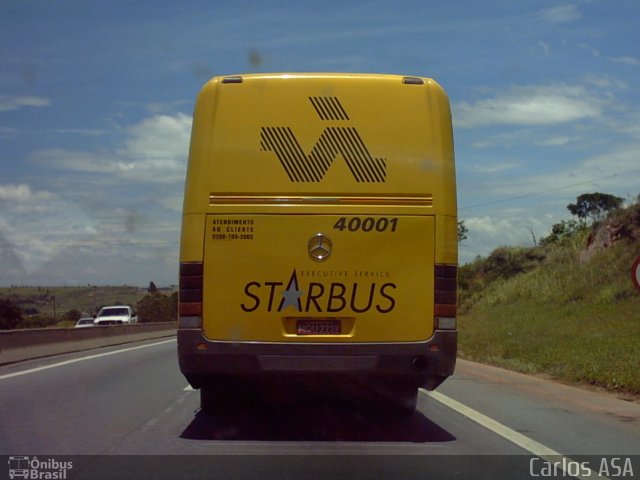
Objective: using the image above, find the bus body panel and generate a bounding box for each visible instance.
[182,73,456,215]
[178,73,457,396]
[202,213,434,343]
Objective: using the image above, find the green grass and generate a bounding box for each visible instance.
[459,300,640,394]
[458,239,640,396]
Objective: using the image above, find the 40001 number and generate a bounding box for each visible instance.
[332,217,398,233]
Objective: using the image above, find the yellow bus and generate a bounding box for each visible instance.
[178,73,457,413]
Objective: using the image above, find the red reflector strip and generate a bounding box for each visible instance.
[180,302,202,316]
[435,264,457,320]
[180,275,202,290]
[180,289,203,303]
[435,290,457,305]
[435,264,457,278]
[180,262,203,276]
[435,266,457,298]
[180,262,204,318]
[435,277,456,291]
[434,304,457,317]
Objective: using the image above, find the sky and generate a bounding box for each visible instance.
[1,0,639,286]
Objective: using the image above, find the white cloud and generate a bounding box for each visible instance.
[0,94,51,112]
[471,162,520,174]
[32,148,123,175]
[120,113,191,160]
[56,128,108,136]
[0,183,32,201]
[615,111,640,139]
[540,4,582,23]
[583,74,626,89]
[32,113,192,183]
[470,130,534,149]
[0,127,18,140]
[468,129,578,149]
[578,43,600,58]
[0,181,181,283]
[459,214,546,263]
[159,194,184,213]
[533,136,573,147]
[454,85,602,128]
[0,184,97,275]
[3,113,191,284]
[538,41,550,55]
[144,100,191,114]
[0,183,53,202]
[609,56,640,67]
[464,216,531,244]
[457,141,640,264]
[479,144,640,199]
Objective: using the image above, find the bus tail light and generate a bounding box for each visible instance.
[435,264,457,330]
[179,262,203,328]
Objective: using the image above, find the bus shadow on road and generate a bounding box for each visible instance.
[180,395,455,443]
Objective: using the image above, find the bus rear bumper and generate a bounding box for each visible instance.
[178,329,457,391]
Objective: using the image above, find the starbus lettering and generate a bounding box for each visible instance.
[240,269,396,314]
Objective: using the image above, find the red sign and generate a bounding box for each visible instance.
[633,255,640,292]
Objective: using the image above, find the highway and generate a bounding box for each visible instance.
[1,338,638,479]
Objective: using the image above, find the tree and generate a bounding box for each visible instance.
[0,299,23,330]
[540,219,585,246]
[567,193,623,224]
[64,309,82,322]
[147,281,158,294]
[525,226,537,246]
[457,220,468,244]
[136,292,177,323]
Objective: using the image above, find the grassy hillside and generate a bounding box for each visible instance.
[0,285,149,316]
[458,202,640,397]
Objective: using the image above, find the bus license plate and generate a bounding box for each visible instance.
[296,320,341,335]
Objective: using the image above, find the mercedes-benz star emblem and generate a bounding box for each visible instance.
[308,234,332,262]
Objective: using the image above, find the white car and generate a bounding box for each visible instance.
[94,306,138,325]
[74,317,96,328]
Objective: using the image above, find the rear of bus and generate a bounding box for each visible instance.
[178,73,457,412]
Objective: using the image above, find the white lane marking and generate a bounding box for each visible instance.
[141,416,159,432]
[0,339,176,381]
[183,385,194,391]
[424,390,610,480]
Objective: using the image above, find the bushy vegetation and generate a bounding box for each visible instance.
[19,315,58,329]
[459,246,547,313]
[458,194,640,396]
[0,285,176,329]
[136,291,177,324]
[539,219,587,247]
[0,299,22,329]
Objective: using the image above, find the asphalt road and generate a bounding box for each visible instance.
[0,338,638,480]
